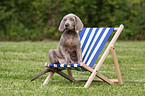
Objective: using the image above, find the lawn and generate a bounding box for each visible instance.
[0,41,145,96]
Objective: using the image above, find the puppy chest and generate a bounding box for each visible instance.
[61,31,79,52]
[63,38,77,47]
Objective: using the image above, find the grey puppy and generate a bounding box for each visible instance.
[49,13,83,64]
[31,13,83,81]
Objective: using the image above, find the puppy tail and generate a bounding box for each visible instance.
[31,68,51,81]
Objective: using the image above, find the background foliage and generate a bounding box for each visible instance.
[0,0,145,41]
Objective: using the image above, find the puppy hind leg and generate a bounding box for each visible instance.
[49,49,59,64]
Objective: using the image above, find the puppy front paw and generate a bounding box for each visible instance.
[77,60,81,64]
[66,61,71,65]
[66,60,74,65]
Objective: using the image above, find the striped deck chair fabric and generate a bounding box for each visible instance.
[47,27,114,71]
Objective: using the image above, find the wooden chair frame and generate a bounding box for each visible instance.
[43,24,124,88]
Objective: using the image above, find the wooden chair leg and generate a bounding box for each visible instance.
[84,71,114,88]
[96,73,114,85]
[31,68,51,81]
[67,69,73,77]
[43,71,54,85]
[111,46,123,85]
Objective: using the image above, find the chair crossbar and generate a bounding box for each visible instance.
[45,63,87,71]
[48,64,81,67]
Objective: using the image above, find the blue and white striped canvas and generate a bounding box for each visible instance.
[48,64,84,71]
[49,64,81,67]
[48,28,114,70]
[80,28,114,68]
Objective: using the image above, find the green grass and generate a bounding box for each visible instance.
[0,41,145,96]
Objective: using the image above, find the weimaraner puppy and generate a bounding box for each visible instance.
[49,13,83,64]
[31,13,83,81]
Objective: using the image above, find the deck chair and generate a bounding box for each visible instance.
[43,24,124,88]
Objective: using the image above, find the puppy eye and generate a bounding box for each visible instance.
[70,18,74,21]
[64,19,67,21]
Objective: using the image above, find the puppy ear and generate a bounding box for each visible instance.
[58,17,65,32]
[74,15,84,32]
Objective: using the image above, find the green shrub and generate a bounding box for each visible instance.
[0,0,144,41]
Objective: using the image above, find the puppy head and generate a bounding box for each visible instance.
[58,13,84,32]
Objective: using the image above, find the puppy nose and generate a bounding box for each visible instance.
[65,23,69,27]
